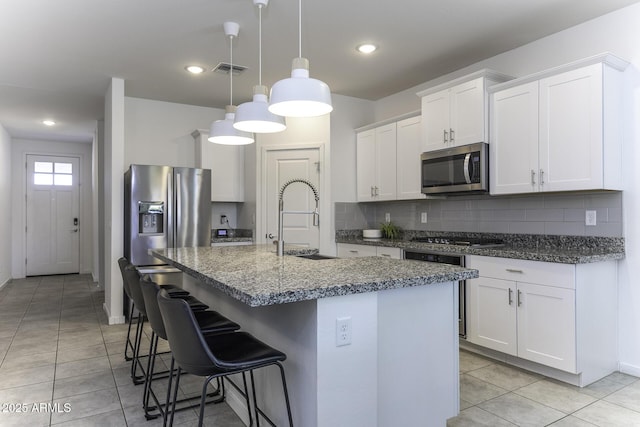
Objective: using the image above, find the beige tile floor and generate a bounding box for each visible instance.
[448,350,640,426]
[2,274,639,427]
[0,275,244,427]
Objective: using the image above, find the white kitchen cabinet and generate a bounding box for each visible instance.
[490,54,628,195]
[357,123,397,201]
[192,129,245,202]
[418,70,512,153]
[337,243,402,260]
[395,116,424,200]
[466,255,617,385]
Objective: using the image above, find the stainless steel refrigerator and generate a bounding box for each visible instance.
[124,164,211,277]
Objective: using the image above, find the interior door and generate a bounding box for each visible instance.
[26,155,80,275]
[265,148,321,249]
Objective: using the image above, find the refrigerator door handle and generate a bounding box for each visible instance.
[167,172,175,248]
[175,172,181,247]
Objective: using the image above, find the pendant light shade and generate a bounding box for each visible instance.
[234,85,286,132]
[268,0,332,118]
[209,22,255,145]
[233,0,286,133]
[209,105,255,145]
[269,57,332,117]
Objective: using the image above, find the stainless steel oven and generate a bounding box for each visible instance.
[404,250,467,338]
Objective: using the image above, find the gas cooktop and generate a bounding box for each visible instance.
[411,236,504,248]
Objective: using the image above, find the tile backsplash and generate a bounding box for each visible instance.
[335,191,623,237]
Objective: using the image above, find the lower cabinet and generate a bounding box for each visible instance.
[336,243,402,260]
[466,255,617,384]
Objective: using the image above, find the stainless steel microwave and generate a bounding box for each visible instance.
[420,142,489,195]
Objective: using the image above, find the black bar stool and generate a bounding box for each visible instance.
[139,276,240,421]
[117,257,189,362]
[122,263,210,384]
[157,289,294,427]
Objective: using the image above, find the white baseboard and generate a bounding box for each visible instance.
[0,277,10,290]
[103,302,126,325]
[619,362,640,378]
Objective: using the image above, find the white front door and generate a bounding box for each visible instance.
[265,148,321,249]
[26,155,80,276]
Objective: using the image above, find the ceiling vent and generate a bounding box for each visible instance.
[213,62,248,75]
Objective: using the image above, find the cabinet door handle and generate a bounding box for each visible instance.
[370,186,375,197]
[349,250,359,254]
[540,169,545,185]
[506,268,524,273]
[508,288,513,305]
[531,169,536,185]
[517,289,523,307]
[374,186,379,196]
[379,253,391,257]
[443,129,449,143]
[450,128,455,142]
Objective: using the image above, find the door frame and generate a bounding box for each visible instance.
[11,143,92,279]
[257,142,333,256]
[25,154,81,276]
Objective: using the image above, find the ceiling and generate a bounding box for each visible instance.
[1,0,639,143]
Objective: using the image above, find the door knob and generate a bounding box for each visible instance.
[267,233,275,239]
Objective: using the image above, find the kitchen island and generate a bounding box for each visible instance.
[152,245,477,427]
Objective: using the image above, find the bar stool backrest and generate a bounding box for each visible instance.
[139,276,168,340]
[117,257,133,299]
[157,289,218,376]
[123,264,147,316]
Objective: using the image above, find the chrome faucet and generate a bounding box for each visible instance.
[277,178,320,256]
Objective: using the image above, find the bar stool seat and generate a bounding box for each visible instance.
[158,289,294,427]
[139,276,240,421]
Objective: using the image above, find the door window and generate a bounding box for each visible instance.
[33,161,73,186]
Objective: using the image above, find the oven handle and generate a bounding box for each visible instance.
[463,153,472,184]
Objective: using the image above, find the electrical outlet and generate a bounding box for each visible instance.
[220,214,227,225]
[421,212,428,223]
[384,213,391,222]
[336,316,352,346]
[585,210,597,226]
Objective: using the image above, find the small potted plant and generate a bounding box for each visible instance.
[380,221,401,240]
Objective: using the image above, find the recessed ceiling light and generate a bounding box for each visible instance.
[185,65,206,74]
[356,44,377,54]
[43,120,56,126]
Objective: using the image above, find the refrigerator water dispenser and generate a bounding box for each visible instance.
[138,202,164,234]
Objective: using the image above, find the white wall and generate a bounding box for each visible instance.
[0,123,11,287]
[124,97,224,168]
[104,78,126,324]
[364,3,640,376]
[9,138,94,279]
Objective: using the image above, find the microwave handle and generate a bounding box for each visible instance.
[463,153,472,184]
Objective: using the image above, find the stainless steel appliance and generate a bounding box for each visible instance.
[124,164,211,275]
[405,236,504,338]
[421,142,489,195]
[404,249,467,337]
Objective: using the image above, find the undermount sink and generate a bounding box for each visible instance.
[296,254,337,260]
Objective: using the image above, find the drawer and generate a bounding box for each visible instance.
[337,243,377,258]
[466,255,575,289]
[376,246,402,259]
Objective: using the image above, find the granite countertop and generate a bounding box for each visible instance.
[336,233,625,264]
[152,245,478,307]
[211,237,253,244]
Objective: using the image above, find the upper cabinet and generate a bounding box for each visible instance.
[357,123,397,201]
[417,70,513,152]
[490,54,629,195]
[356,114,423,202]
[192,129,245,202]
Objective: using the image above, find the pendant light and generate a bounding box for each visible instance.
[268,0,332,118]
[209,22,255,145]
[234,0,286,133]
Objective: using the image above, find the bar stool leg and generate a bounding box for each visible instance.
[124,303,136,361]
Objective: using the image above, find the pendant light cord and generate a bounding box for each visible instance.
[298,0,302,58]
[258,4,262,86]
[229,34,234,105]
